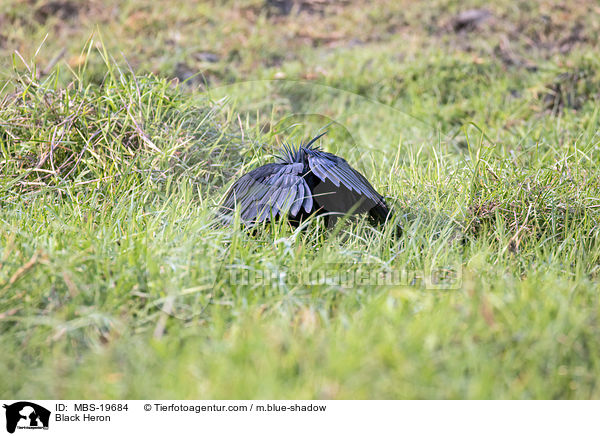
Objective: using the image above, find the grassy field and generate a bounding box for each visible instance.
[1,0,600,399]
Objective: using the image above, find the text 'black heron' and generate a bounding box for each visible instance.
[219,132,398,232]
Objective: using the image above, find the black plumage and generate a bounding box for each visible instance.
[219,132,396,230]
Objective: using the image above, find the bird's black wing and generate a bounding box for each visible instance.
[305,149,390,222]
[305,149,384,201]
[220,162,313,224]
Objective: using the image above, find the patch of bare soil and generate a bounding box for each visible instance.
[34,0,79,23]
[542,66,600,114]
[264,0,342,17]
[436,2,598,68]
[450,9,493,33]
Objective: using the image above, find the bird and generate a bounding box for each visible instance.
[219,132,398,232]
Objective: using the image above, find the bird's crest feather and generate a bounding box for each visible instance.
[276,131,327,163]
[302,131,327,150]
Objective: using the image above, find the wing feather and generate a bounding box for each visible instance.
[220,162,311,224]
[305,148,391,226]
[306,149,384,202]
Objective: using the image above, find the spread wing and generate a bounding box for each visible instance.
[220,162,313,224]
[305,149,389,222]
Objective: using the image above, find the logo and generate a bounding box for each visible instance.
[2,402,50,434]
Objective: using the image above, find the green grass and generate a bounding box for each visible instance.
[1,0,600,399]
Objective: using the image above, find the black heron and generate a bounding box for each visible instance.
[219,132,398,232]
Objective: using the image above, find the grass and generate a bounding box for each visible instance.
[1,0,600,399]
